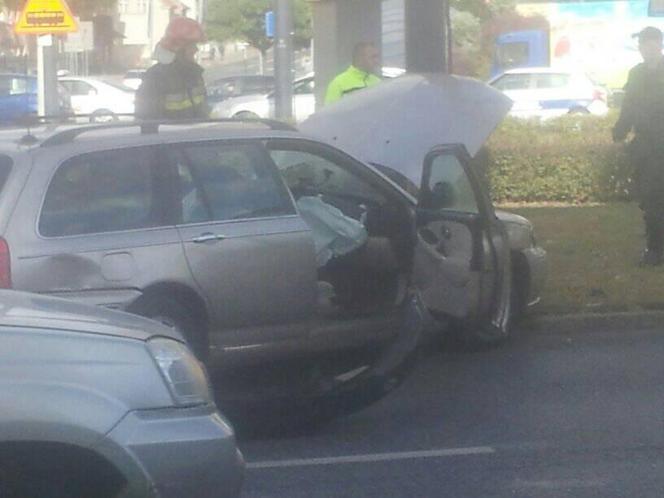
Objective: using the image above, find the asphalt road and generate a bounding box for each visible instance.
[237,325,664,497]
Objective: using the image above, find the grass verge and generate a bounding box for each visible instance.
[509,202,664,315]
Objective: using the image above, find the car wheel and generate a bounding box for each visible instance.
[90,109,117,123]
[131,295,208,361]
[233,111,260,120]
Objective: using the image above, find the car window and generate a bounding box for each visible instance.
[495,42,530,70]
[61,80,95,96]
[492,73,531,91]
[422,153,479,214]
[244,77,274,94]
[293,78,314,95]
[0,77,28,96]
[266,142,386,204]
[9,77,27,95]
[533,73,570,89]
[40,147,161,237]
[103,81,134,93]
[372,163,419,197]
[175,142,295,223]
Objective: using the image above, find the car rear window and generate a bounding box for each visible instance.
[39,147,163,237]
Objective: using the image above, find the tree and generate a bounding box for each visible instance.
[206,0,312,58]
[451,0,517,22]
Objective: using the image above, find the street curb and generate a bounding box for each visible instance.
[520,310,664,335]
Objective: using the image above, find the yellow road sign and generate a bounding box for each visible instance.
[15,0,78,35]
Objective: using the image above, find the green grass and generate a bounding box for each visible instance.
[510,202,664,314]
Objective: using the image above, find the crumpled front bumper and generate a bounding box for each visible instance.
[98,405,244,498]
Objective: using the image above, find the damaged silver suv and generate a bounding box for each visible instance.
[0,120,425,417]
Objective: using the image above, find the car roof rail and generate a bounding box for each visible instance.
[39,117,298,148]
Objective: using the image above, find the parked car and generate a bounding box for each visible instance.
[213,68,405,123]
[207,75,276,104]
[0,73,71,124]
[59,76,135,122]
[488,67,609,119]
[213,74,316,122]
[0,289,243,498]
[301,73,547,346]
[0,120,424,419]
[122,69,146,90]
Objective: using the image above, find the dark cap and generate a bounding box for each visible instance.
[633,26,663,43]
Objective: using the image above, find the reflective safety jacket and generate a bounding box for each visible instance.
[135,59,209,120]
[324,65,381,105]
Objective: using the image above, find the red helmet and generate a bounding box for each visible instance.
[159,17,206,53]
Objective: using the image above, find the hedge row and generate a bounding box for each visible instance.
[481,113,634,204]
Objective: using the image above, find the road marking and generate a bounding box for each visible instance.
[513,478,610,490]
[247,446,495,469]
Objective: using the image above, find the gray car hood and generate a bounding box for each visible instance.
[0,290,181,342]
[300,73,512,186]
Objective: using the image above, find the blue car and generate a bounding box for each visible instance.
[0,73,71,124]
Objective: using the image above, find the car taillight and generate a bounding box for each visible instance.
[0,238,12,289]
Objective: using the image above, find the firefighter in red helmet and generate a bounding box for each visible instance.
[136,17,209,120]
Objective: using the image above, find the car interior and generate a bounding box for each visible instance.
[266,142,416,319]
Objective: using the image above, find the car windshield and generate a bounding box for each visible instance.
[371,162,419,197]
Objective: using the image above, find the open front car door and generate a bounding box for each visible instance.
[414,144,513,345]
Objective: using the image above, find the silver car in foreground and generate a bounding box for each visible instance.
[0,290,243,498]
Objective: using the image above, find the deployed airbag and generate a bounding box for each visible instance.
[297,196,368,266]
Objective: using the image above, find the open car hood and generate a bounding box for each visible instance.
[300,73,512,186]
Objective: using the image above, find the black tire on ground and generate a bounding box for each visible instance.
[130,295,208,361]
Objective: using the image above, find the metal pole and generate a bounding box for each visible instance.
[198,0,207,24]
[404,0,448,73]
[274,0,293,120]
[148,0,155,51]
[37,35,60,116]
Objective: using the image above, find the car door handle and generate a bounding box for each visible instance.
[191,233,226,243]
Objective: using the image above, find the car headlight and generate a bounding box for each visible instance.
[147,337,212,407]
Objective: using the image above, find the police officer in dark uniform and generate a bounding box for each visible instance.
[135,17,209,120]
[613,26,664,266]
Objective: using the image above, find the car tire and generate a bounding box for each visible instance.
[233,111,260,120]
[90,109,117,123]
[131,295,208,361]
